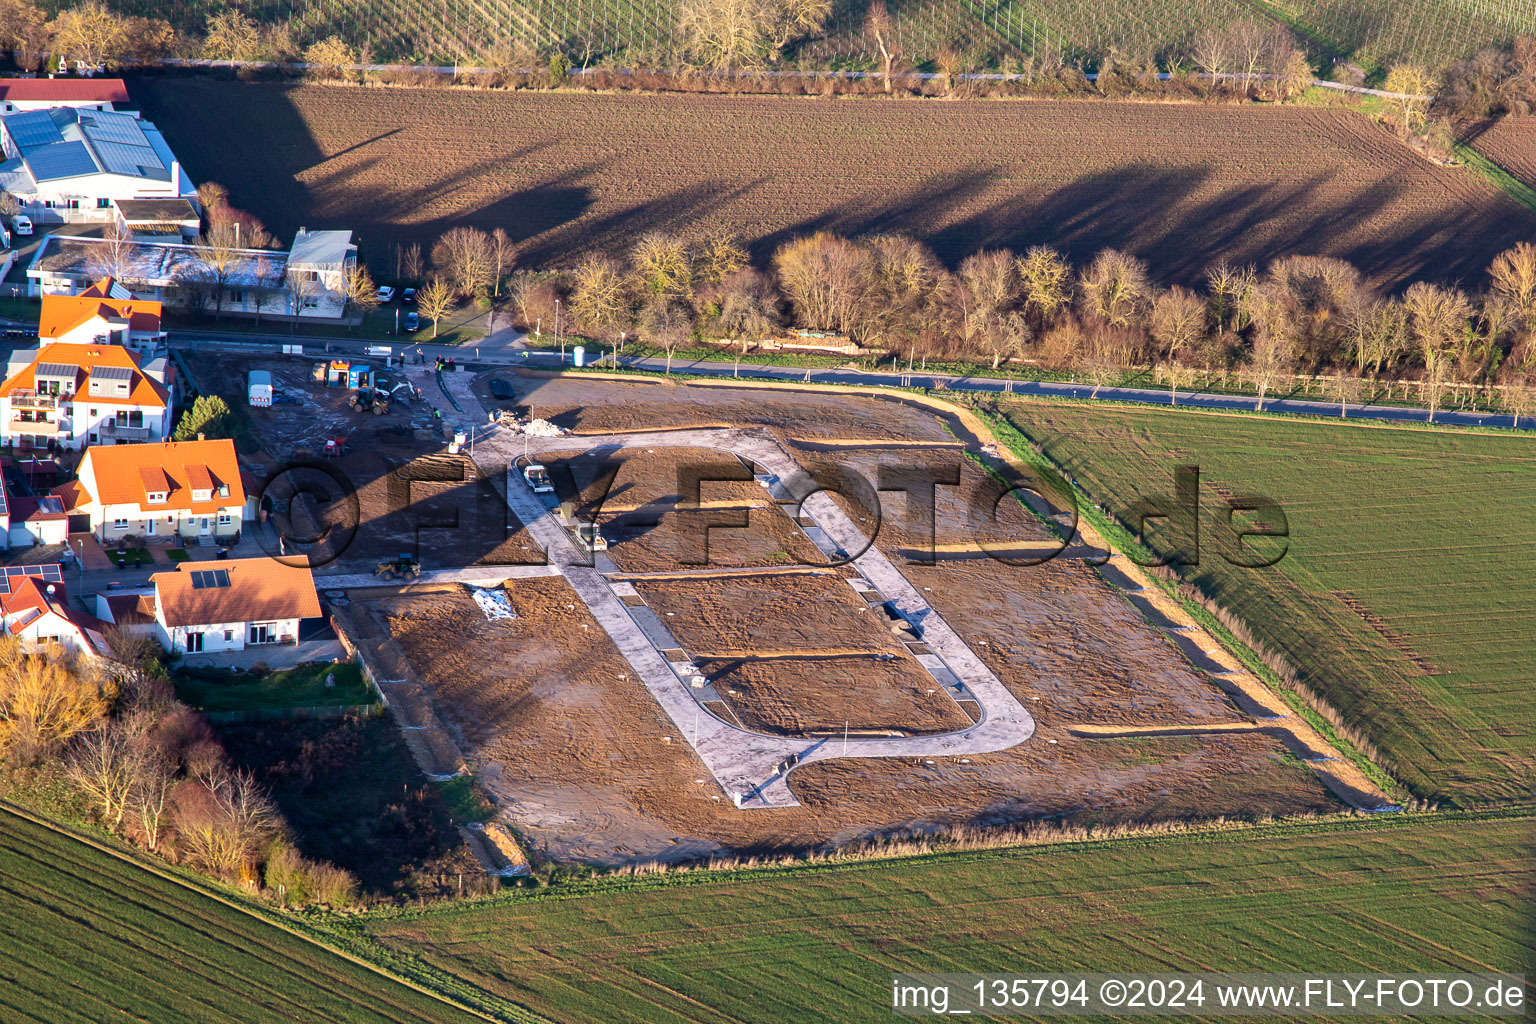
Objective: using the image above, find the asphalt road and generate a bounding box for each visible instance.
[174,329,1530,432]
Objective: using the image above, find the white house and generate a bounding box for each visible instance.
[0,79,130,114]
[27,228,357,321]
[0,105,193,224]
[55,438,247,544]
[0,564,105,657]
[113,197,199,243]
[0,341,171,451]
[39,277,165,353]
[0,106,193,225]
[149,557,321,654]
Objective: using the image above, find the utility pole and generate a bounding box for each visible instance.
[843,720,848,756]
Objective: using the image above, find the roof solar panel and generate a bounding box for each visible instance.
[28,141,98,181]
[0,564,62,595]
[92,365,133,382]
[81,112,147,146]
[92,139,161,178]
[191,569,230,590]
[35,362,77,378]
[5,110,63,150]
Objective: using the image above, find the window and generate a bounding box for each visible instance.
[96,198,111,208]
[217,513,233,526]
[111,517,128,529]
[192,488,211,502]
[228,290,245,305]
[146,491,166,504]
[223,629,234,641]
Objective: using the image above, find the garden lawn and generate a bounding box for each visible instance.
[991,399,1536,805]
[173,662,374,713]
[358,813,1535,1024]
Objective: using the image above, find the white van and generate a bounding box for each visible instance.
[11,215,32,236]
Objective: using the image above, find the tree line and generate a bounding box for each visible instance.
[507,228,1536,421]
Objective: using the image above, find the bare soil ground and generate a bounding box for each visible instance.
[1465,116,1536,190]
[135,81,1536,288]
[189,352,544,569]
[354,383,1341,865]
[693,655,971,737]
[536,445,824,571]
[369,579,1334,864]
[633,571,902,656]
[480,371,956,443]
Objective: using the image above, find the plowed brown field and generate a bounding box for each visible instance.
[1466,116,1536,191]
[132,79,1535,287]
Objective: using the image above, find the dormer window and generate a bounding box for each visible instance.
[218,484,230,498]
[146,491,167,504]
[192,488,211,502]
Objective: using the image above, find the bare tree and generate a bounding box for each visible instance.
[1078,249,1150,329]
[631,232,693,297]
[340,263,380,330]
[1404,281,1473,422]
[695,229,748,287]
[773,233,873,336]
[418,277,455,339]
[678,0,829,69]
[1488,242,1536,329]
[717,268,780,376]
[1205,261,1257,332]
[958,250,1023,368]
[66,727,136,827]
[202,9,258,61]
[866,0,898,93]
[570,256,632,339]
[640,295,692,373]
[1384,64,1437,138]
[1149,286,1207,362]
[1017,246,1072,325]
[194,222,243,320]
[47,1,124,69]
[432,226,494,298]
[87,222,135,283]
[173,766,279,880]
[129,749,175,852]
[400,242,425,282]
[1246,327,1295,411]
[489,228,516,298]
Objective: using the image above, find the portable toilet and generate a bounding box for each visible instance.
[347,363,372,389]
[572,345,586,367]
[326,360,350,387]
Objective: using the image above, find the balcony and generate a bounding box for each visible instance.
[100,421,152,441]
[10,389,59,410]
[7,416,59,434]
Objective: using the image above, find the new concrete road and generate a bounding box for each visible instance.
[457,401,1037,807]
[174,327,1533,432]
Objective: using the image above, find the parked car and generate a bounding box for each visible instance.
[376,285,396,303]
[403,311,420,332]
[489,378,514,400]
[401,287,417,305]
[11,215,32,236]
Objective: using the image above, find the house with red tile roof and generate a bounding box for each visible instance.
[149,557,320,653]
[0,79,130,113]
[56,438,247,544]
[39,277,165,353]
[0,340,170,450]
[0,565,105,657]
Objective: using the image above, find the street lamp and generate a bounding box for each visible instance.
[535,317,541,339]
[75,538,83,585]
[555,300,563,362]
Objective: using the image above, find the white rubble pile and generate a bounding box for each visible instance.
[470,587,517,621]
[520,418,566,437]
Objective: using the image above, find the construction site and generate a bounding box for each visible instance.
[258,368,1390,868]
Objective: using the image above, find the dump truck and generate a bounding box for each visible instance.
[522,463,553,494]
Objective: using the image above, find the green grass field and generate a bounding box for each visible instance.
[0,806,488,1024]
[988,398,1535,805]
[173,662,375,712]
[357,813,1535,1024]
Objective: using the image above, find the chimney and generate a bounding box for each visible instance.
[197,432,205,441]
